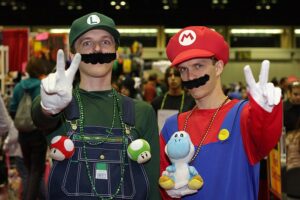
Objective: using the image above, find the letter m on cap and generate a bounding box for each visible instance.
[179,30,196,46]
[181,33,194,42]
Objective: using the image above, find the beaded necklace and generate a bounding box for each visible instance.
[74,86,127,200]
[160,91,185,113]
[183,96,229,162]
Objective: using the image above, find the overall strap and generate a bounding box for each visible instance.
[121,95,135,126]
[220,100,248,132]
[64,97,80,120]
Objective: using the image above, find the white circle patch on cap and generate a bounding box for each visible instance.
[178,30,196,46]
[87,15,101,25]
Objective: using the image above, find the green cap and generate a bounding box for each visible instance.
[69,12,120,48]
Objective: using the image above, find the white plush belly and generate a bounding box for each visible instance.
[174,164,189,189]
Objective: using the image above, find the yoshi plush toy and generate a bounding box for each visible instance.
[159,131,203,198]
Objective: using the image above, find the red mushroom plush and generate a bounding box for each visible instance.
[50,136,75,161]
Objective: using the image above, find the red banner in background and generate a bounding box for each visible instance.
[2,29,29,73]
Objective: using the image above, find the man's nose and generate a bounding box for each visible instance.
[94,42,102,52]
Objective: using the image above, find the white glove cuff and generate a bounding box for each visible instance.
[40,101,61,115]
[261,104,273,113]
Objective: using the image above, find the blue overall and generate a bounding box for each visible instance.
[47,96,150,199]
[162,100,260,200]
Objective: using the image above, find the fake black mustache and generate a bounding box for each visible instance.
[182,74,210,89]
[81,53,116,64]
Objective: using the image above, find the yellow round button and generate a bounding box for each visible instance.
[100,155,105,160]
[218,129,230,141]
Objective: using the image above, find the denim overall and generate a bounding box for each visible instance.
[47,96,150,199]
[184,100,260,200]
[162,100,260,200]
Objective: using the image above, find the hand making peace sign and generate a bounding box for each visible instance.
[40,49,81,115]
[243,60,282,112]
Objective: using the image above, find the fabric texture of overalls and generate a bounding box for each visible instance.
[47,96,150,199]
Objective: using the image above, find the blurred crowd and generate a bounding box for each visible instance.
[0,55,299,200]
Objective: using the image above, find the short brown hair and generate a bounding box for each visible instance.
[26,57,48,78]
[288,81,300,91]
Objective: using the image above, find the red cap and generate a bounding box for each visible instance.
[166,26,229,66]
[287,75,299,84]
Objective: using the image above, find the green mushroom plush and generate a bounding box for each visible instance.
[127,139,151,164]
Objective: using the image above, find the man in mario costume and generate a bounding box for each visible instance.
[159,26,283,200]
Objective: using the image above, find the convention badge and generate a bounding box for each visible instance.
[157,109,178,133]
[95,163,108,180]
[218,129,230,141]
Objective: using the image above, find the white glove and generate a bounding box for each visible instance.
[3,137,9,151]
[244,60,281,112]
[41,49,81,115]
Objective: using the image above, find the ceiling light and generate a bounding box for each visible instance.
[59,0,83,11]
[265,5,271,10]
[49,28,159,34]
[256,0,276,10]
[0,1,7,6]
[211,0,228,9]
[294,29,300,34]
[163,5,169,10]
[110,0,129,10]
[118,28,158,34]
[164,28,181,34]
[222,0,228,4]
[49,29,70,33]
[230,28,283,34]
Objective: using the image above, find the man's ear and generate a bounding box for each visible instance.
[215,60,224,76]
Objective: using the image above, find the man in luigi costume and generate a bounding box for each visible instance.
[32,12,161,199]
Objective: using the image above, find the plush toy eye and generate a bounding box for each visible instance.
[175,133,178,137]
[180,133,184,137]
